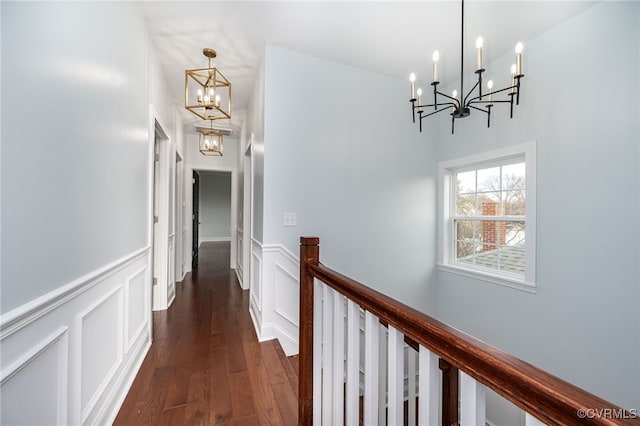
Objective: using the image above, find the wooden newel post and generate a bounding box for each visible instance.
[299,237,319,426]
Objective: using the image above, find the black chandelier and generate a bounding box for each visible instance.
[409,0,524,134]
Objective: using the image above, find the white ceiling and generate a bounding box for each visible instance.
[140,1,597,132]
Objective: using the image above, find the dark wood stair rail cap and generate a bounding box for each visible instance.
[298,236,640,426]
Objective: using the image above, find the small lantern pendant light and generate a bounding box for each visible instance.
[198,121,224,156]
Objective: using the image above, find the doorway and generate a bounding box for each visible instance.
[191,169,235,271]
[192,170,200,270]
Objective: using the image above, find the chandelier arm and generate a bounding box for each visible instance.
[468,105,488,115]
[417,101,456,110]
[463,79,481,106]
[466,85,517,105]
[435,92,461,108]
[419,105,456,119]
[469,99,512,105]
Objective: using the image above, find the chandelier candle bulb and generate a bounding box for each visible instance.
[515,42,523,75]
[432,50,439,82]
[410,73,416,99]
[476,36,484,71]
[487,80,494,103]
[215,94,221,107]
[451,89,457,113]
[197,89,203,103]
[510,64,517,93]
[417,87,423,106]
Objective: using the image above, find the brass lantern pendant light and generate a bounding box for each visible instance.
[198,120,224,156]
[185,48,232,121]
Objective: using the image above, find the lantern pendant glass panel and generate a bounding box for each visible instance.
[198,128,224,156]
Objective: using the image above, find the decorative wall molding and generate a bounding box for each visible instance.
[0,248,151,426]
[236,228,244,284]
[124,266,148,354]
[250,242,301,356]
[77,285,124,423]
[168,235,176,306]
[0,326,69,425]
[274,263,299,328]
[0,246,149,340]
[249,238,262,343]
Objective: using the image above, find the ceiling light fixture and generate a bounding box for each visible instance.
[409,0,524,134]
[198,121,224,156]
[185,48,232,121]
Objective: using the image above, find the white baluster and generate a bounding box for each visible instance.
[346,300,360,425]
[387,326,404,426]
[332,291,345,425]
[321,285,334,425]
[408,348,417,426]
[364,311,379,426]
[525,413,547,426]
[378,326,387,426]
[312,279,322,426]
[418,346,440,426]
[460,371,486,426]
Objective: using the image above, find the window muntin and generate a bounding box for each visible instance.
[451,158,529,279]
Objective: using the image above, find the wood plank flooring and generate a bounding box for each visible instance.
[114,242,299,425]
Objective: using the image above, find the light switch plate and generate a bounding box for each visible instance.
[283,212,297,227]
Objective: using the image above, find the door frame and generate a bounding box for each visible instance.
[241,133,253,290]
[185,165,238,271]
[147,105,171,332]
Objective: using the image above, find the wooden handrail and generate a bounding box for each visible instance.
[298,237,639,426]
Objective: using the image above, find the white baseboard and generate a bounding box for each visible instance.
[199,237,231,247]
[258,322,299,357]
[0,248,152,425]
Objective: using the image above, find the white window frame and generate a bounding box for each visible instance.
[438,142,537,292]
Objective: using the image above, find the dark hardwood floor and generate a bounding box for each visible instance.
[114,242,299,425]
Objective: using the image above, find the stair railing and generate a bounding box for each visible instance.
[298,237,639,426]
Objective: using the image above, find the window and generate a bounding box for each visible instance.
[439,143,536,290]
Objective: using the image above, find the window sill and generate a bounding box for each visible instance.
[437,263,537,294]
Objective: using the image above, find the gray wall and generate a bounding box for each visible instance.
[1,2,156,313]
[262,45,439,314]
[434,2,639,408]
[199,172,232,241]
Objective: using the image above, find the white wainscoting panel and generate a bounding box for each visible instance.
[0,247,152,426]
[1,327,69,425]
[168,235,176,306]
[182,226,189,278]
[251,243,301,356]
[125,266,148,353]
[78,286,123,423]
[274,264,299,328]
[236,228,244,284]
[249,239,263,334]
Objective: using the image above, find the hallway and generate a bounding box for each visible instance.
[114,242,299,425]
